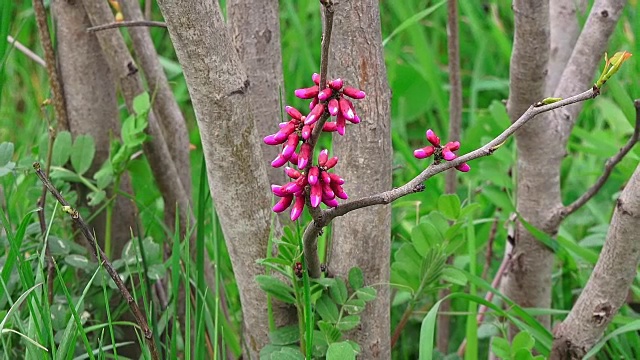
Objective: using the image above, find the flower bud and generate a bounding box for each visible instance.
[331,183,348,200]
[322,122,338,132]
[442,148,456,161]
[291,194,305,221]
[329,78,344,90]
[310,183,322,207]
[318,88,334,101]
[414,146,435,159]
[322,182,335,199]
[328,173,345,185]
[320,170,331,184]
[324,156,338,169]
[318,149,329,167]
[328,99,339,116]
[297,143,312,169]
[309,97,318,111]
[273,122,296,143]
[336,112,346,136]
[282,133,299,159]
[285,106,303,120]
[264,134,281,145]
[308,166,319,185]
[343,86,366,99]
[338,98,355,121]
[301,125,312,140]
[312,73,321,85]
[304,103,325,126]
[273,195,293,213]
[272,184,286,197]
[295,86,319,99]
[271,154,289,168]
[445,141,460,152]
[284,166,301,179]
[455,163,471,172]
[322,197,339,208]
[426,129,440,146]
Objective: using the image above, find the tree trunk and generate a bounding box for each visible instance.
[329,1,392,359]
[503,0,553,330]
[551,161,640,359]
[227,0,286,186]
[155,1,280,357]
[53,0,136,259]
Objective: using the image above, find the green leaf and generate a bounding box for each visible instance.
[491,337,511,359]
[315,294,339,323]
[326,341,356,360]
[348,267,364,290]
[411,222,442,257]
[343,299,366,315]
[87,190,106,207]
[317,321,342,343]
[71,135,95,175]
[437,194,461,219]
[441,266,468,286]
[512,331,535,352]
[147,264,166,280]
[513,349,534,360]
[269,325,300,346]
[52,131,72,166]
[336,315,360,331]
[391,243,422,291]
[517,214,559,252]
[121,115,148,147]
[355,287,377,302]
[255,275,296,304]
[267,347,305,360]
[64,254,94,272]
[0,142,14,166]
[133,92,151,115]
[330,278,348,305]
[94,165,114,189]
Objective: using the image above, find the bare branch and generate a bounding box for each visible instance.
[445,0,462,195]
[86,20,167,33]
[6,35,46,67]
[33,163,160,360]
[32,0,69,131]
[558,100,640,219]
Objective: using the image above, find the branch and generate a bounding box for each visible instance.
[303,0,336,278]
[33,163,160,360]
[32,0,69,131]
[558,99,640,219]
[300,88,598,256]
[6,35,46,67]
[86,20,167,33]
[444,0,462,195]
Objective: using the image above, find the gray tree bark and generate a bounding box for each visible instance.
[227,0,286,186]
[546,0,586,94]
[329,1,392,359]
[503,0,553,329]
[551,161,640,359]
[155,1,279,357]
[53,0,136,260]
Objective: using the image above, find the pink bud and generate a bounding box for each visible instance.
[442,148,456,161]
[320,170,331,184]
[350,115,361,124]
[322,182,335,199]
[310,183,322,207]
[318,149,329,167]
[271,154,289,167]
[273,122,296,143]
[331,183,348,200]
[414,146,435,159]
[298,143,311,169]
[323,197,339,208]
[308,166,319,185]
[290,194,305,221]
[272,184,286,197]
[301,125,312,140]
[285,106,303,120]
[455,163,471,172]
[312,73,321,85]
[328,99,339,116]
[328,173,345,185]
[309,97,318,111]
[329,78,344,90]
[295,86,319,99]
[336,111,346,136]
[282,133,298,159]
[318,88,334,101]
[273,195,293,213]
[324,156,338,169]
[295,174,308,188]
[338,98,355,121]
[284,166,301,179]
[264,134,281,145]
[278,122,289,129]
[282,182,301,194]
[426,129,440,146]
[343,86,366,99]
[445,141,460,152]
[322,122,338,132]
[304,103,325,126]
[289,151,298,165]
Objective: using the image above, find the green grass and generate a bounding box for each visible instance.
[1,1,639,359]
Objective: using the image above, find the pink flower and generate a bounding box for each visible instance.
[413,129,470,172]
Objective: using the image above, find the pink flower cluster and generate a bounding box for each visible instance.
[264,74,366,220]
[294,73,365,136]
[414,129,470,172]
[271,150,347,220]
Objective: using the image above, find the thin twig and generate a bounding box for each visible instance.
[33,163,160,360]
[32,0,69,131]
[557,99,640,219]
[480,217,500,281]
[86,20,167,33]
[303,0,336,278]
[6,35,46,67]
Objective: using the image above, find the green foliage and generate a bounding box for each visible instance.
[490,332,543,360]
